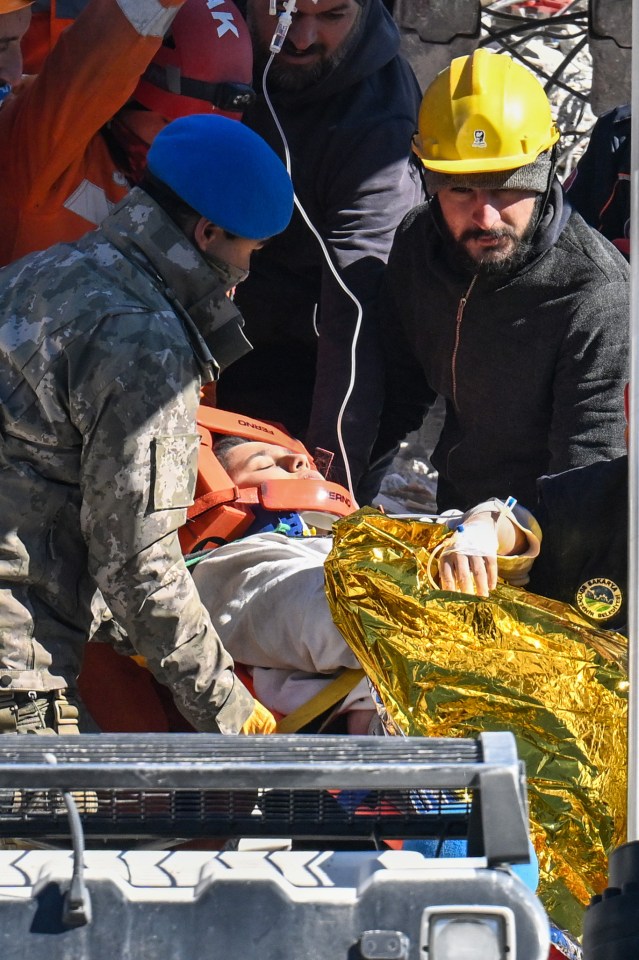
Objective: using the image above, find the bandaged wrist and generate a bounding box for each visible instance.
[466,498,543,586]
[439,519,498,559]
[461,496,518,527]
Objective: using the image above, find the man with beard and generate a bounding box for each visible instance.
[373,49,630,512]
[216,0,423,503]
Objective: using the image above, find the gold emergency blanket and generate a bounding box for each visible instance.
[324,508,628,936]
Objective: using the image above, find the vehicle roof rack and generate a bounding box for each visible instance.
[0,731,530,865]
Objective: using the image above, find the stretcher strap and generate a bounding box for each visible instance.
[130,656,364,735]
[275,668,365,734]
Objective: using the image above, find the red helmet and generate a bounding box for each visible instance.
[134,0,255,121]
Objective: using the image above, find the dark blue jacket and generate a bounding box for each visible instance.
[566,104,631,257]
[529,456,627,633]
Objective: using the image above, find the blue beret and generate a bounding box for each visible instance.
[147,114,294,240]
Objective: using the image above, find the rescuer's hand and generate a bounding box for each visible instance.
[241,700,277,735]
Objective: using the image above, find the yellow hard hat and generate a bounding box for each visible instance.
[0,1,33,12]
[413,49,559,175]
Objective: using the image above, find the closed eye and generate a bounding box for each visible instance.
[251,457,278,471]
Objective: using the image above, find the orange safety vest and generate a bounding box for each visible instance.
[0,0,181,266]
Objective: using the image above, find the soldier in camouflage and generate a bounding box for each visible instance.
[0,114,294,734]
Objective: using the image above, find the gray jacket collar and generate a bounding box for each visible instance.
[100,188,252,379]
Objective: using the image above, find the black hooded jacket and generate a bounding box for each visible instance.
[375,182,630,511]
[217,0,423,495]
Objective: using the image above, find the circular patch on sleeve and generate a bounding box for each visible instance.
[575,578,623,621]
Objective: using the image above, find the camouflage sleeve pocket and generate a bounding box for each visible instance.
[151,434,200,511]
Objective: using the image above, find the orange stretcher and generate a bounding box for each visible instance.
[78,407,360,734]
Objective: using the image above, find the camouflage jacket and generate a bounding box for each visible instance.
[0,189,253,733]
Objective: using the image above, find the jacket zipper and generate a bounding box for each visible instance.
[450,274,478,412]
[447,274,478,483]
